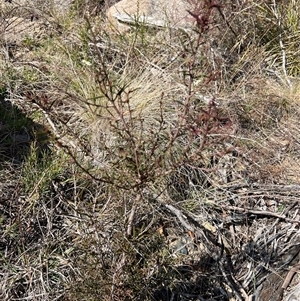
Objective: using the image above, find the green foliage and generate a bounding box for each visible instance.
[22,144,64,195]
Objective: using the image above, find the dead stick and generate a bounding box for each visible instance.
[282,262,300,290]
[164,204,195,233]
[222,205,300,224]
[126,194,141,237]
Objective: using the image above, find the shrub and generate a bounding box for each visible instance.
[1,1,300,300]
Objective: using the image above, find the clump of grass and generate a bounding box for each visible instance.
[1,1,300,301]
[253,0,300,79]
[21,143,64,195]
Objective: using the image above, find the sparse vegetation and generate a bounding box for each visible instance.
[1,1,300,301]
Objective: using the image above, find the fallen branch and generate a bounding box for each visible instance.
[277,261,300,301]
[126,194,141,238]
[164,204,195,233]
[221,205,300,224]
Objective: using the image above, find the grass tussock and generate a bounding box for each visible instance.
[1,0,300,300]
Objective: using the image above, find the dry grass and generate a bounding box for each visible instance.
[0,0,300,300]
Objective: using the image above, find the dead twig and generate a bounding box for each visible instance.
[277,261,300,301]
[164,204,195,233]
[126,195,140,237]
[220,205,300,224]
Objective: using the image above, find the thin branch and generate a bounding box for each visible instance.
[126,196,139,238]
[164,204,195,233]
[221,205,300,224]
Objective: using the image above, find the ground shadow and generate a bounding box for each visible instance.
[0,88,50,165]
